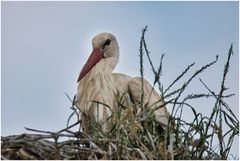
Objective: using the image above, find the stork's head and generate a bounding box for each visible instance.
[77,32,119,82]
[92,32,119,58]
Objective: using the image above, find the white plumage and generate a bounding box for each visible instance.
[76,32,169,134]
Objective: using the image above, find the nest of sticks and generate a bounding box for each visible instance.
[1,130,123,159]
[1,118,170,160]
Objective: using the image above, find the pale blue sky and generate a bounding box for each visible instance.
[2,1,239,156]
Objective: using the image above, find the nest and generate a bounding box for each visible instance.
[1,119,170,160]
[1,133,118,160]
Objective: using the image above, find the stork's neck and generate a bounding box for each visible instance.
[77,55,118,108]
[105,56,119,71]
[102,48,119,71]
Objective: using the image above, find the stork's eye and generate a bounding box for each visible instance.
[103,39,111,48]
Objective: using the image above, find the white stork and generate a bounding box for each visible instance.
[76,32,169,134]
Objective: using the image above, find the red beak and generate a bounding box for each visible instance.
[77,48,103,82]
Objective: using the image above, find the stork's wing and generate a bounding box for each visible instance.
[128,77,169,126]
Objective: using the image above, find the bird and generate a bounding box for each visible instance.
[75,32,169,134]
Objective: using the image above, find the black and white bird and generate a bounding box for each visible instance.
[76,32,169,134]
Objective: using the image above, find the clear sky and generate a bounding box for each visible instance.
[2,1,239,156]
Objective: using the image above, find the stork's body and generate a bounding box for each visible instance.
[76,33,169,134]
